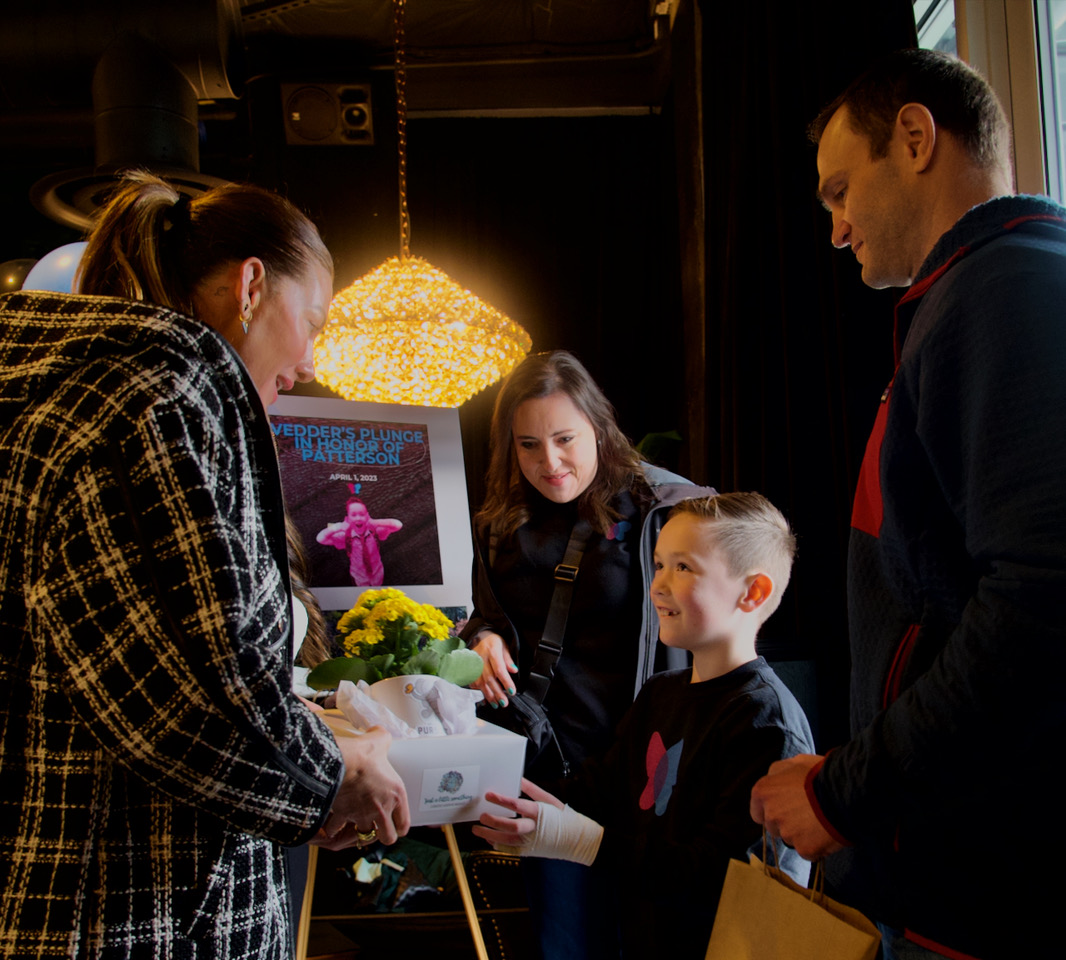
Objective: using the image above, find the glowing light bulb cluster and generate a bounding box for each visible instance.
[316,256,532,407]
[314,0,531,406]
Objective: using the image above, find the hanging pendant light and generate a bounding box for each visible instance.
[315,0,532,407]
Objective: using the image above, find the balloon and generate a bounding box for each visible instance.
[22,242,88,293]
[1,259,37,292]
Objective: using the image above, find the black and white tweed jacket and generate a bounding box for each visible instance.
[0,292,343,959]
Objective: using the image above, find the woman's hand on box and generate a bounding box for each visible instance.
[313,725,410,850]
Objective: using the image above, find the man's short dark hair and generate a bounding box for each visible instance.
[809,48,1010,169]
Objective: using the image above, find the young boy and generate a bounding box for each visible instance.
[474,492,815,959]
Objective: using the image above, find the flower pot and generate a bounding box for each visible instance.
[368,675,446,736]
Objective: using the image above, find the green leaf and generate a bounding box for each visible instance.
[438,649,485,687]
[306,657,371,690]
[422,637,459,658]
[635,429,683,463]
[405,648,442,675]
[400,621,421,645]
[439,636,463,655]
[369,654,396,678]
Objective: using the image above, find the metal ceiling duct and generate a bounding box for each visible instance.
[6,0,242,229]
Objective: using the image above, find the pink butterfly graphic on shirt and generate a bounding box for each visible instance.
[638,731,684,816]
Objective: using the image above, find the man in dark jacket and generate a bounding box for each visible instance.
[750,49,1066,960]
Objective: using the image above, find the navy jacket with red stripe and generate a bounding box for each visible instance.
[811,195,1066,960]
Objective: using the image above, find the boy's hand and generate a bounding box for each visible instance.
[472,793,539,846]
[469,631,519,707]
[474,778,601,865]
[472,778,560,845]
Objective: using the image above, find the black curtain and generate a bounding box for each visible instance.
[697,0,918,746]
[281,107,689,518]
[279,0,921,748]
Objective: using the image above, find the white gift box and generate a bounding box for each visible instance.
[323,711,526,826]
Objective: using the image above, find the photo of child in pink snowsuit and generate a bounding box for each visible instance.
[316,497,403,587]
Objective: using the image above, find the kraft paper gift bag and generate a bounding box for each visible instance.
[705,841,880,960]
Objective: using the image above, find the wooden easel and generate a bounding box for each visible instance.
[296,824,489,960]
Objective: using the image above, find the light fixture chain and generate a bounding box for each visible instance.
[319,0,532,406]
[394,0,411,260]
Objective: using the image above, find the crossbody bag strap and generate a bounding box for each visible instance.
[523,519,592,705]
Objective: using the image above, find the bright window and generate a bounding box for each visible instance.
[919,1,1047,196]
[1035,1,1066,201]
[916,0,958,54]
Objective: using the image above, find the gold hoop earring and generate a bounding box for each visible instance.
[240,301,252,335]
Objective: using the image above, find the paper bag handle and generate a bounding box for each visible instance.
[761,828,825,904]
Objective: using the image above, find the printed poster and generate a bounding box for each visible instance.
[269,396,473,612]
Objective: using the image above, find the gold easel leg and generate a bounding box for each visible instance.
[295,845,318,960]
[443,824,490,960]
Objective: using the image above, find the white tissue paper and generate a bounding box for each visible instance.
[325,678,524,826]
[336,675,484,738]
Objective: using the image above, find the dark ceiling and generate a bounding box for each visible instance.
[240,0,673,112]
[0,0,676,237]
[0,0,673,134]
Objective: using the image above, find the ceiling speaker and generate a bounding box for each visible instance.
[281,83,374,146]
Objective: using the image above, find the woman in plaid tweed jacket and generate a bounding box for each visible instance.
[0,175,408,958]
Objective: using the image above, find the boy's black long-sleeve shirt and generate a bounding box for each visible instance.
[566,659,814,959]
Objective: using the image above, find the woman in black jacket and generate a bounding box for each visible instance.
[463,350,712,959]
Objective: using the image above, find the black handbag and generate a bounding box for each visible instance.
[490,690,567,776]
[478,520,591,780]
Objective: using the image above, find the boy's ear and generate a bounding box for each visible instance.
[739,574,773,612]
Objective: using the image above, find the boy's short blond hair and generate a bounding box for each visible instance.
[669,493,796,623]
